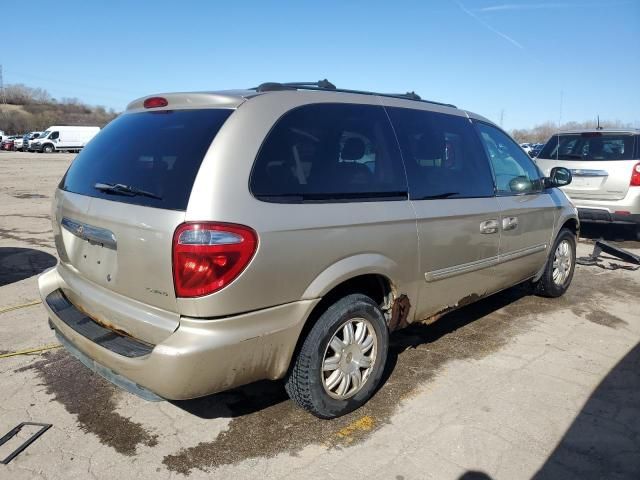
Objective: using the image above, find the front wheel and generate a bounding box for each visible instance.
[42,144,54,153]
[285,294,389,419]
[534,228,576,297]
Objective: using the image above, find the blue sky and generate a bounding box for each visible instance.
[1,0,638,130]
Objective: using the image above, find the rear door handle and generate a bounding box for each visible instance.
[480,219,499,234]
[502,216,518,231]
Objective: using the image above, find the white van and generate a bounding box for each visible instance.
[32,126,100,153]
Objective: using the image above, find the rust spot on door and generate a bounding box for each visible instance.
[418,293,484,326]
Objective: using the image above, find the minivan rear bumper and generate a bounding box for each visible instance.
[39,267,320,400]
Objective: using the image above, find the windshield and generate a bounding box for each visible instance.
[39,131,51,139]
[539,133,637,161]
[60,109,233,210]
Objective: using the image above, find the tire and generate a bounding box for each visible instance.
[534,228,576,298]
[42,144,54,153]
[285,293,389,419]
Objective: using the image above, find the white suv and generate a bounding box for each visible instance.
[536,129,640,240]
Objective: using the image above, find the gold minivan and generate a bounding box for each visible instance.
[39,81,578,418]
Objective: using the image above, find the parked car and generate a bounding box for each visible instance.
[536,129,640,240]
[39,82,578,418]
[24,131,43,151]
[32,126,100,153]
[1,136,16,151]
[529,143,544,158]
[520,143,533,155]
[13,136,24,151]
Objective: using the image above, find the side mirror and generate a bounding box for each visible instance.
[545,167,572,188]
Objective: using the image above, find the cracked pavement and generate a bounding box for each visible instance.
[1,151,639,479]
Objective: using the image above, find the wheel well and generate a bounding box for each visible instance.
[289,274,393,371]
[321,274,391,308]
[561,218,579,236]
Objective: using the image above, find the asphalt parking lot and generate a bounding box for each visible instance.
[1,151,639,480]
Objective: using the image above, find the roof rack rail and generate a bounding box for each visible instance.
[283,79,337,90]
[253,80,456,108]
[255,79,336,92]
[385,91,422,101]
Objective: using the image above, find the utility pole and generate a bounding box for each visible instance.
[558,90,563,129]
[0,64,5,105]
[500,109,504,128]
[0,64,7,128]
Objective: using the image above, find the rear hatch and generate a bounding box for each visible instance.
[536,132,638,200]
[54,106,233,341]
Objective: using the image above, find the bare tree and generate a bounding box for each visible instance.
[511,119,634,144]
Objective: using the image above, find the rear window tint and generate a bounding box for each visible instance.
[387,107,495,199]
[539,134,637,161]
[250,103,407,202]
[60,109,232,210]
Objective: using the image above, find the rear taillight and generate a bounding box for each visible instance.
[172,222,258,298]
[631,163,640,186]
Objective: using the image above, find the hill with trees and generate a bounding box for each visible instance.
[0,83,118,134]
[510,119,635,144]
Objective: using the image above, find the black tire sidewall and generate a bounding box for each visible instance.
[305,295,388,418]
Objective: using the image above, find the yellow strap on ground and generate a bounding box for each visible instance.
[0,344,61,359]
[0,299,42,315]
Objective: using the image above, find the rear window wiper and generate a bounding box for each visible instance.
[94,182,162,200]
[415,192,459,200]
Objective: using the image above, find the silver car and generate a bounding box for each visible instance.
[536,129,640,240]
[39,81,578,418]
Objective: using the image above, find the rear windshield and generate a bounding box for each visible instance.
[60,109,232,210]
[538,133,637,161]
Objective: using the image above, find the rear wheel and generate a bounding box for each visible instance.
[285,293,389,418]
[534,228,576,297]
